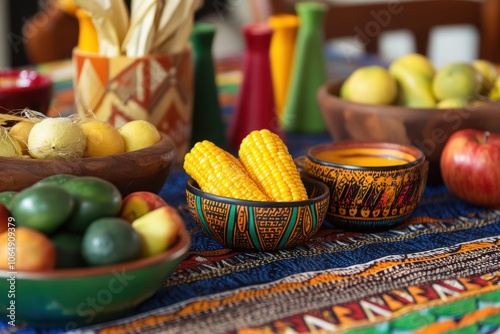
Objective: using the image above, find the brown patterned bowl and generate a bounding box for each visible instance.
[0,133,176,197]
[185,175,330,251]
[297,141,428,229]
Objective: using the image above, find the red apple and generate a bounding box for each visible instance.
[119,191,168,223]
[131,205,185,257]
[0,204,9,234]
[440,129,500,208]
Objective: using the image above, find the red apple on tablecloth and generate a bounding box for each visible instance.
[440,128,500,208]
[131,205,185,257]
[119,191,168,223]
[0,203,9,234]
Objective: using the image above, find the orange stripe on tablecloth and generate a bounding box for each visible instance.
[413,305,500,334]
[335,283,500,334]
[310,238,499,281]
[459,304,500,326]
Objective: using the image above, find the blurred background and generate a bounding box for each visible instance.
[0,0,481,69]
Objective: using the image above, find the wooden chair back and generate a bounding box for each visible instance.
[268,0,500,63]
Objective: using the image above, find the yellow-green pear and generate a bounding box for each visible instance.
[389,60,436,108]
[489,77,500,100]
[391,53,435,81]
[432,62,482,101]
[472,59,498,95]
[436,97,469,109]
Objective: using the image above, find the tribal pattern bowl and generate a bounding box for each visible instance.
[186,175,329,251]
[298,141,428,229]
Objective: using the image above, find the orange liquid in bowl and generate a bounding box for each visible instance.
[314,147,415,167]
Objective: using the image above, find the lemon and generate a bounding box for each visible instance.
[118,120,161,152]
[489,77,500,100]
[436,97,469,109]
[10,120,36,154]
[340,65,397,105]
[80,120,125,157]
[28,117,86,159]
[432,62,482,101]
[0,127,22,157]
[391,53,435,81]
[389,54,436,108]
[473,59,498,95]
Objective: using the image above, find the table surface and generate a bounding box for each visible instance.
[2,52,500,334]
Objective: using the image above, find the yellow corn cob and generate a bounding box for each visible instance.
[238,129,308,202]
[183,140,270,201]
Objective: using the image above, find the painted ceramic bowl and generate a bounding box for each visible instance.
[0,69,53,115]
[297,141,428,229]
[185,175,330,251]
[0,226,190,328]
[317,80,500,184]
[0,133,176,196]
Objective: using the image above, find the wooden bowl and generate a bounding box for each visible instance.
[0,226,190,328]
[297,141,428,229]
[185,174,330,251]
[0,69,52,115]
[0,133,176,196]
[317,80,500,183]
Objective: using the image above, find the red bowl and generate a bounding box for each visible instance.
[0,69,53,115]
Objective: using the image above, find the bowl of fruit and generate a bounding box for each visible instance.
[184,129,330,251]
[0,112,176,196]
[0,175,190,328]
[317,54,500,183]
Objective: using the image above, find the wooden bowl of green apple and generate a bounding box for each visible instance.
[317,54,500,184]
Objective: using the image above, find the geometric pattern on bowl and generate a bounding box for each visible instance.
[73,47,193,164]
[185,175,329,251]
